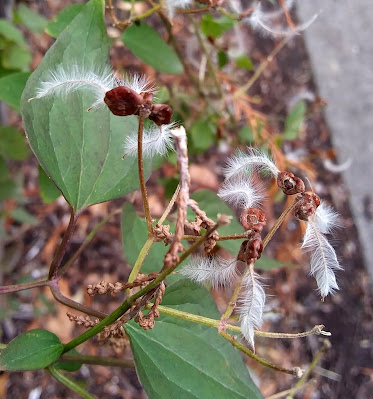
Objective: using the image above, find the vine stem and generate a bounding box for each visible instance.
[0,278,49,294]
[58,354,135,368]
[183,232,248,241]
[63,223,219,354]
[48,206,78,279]
[48,365,96,399]
[137,115,153,234]
[262,196,300,249]
[219,331,300,376]
[285,340,330,398]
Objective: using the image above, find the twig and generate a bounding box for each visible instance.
[137,115,153,234]
[0,278,49,294]
[48,206,78,279]
[156,184,180,226]
[164,127,190,268]
[58,353,135,368]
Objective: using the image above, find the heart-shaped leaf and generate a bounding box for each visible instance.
[0,329,64,371]
[21,0,151,212]
[126,279,263,399]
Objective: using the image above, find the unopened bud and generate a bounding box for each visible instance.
[104,86,143,116]
[277,171,305,195]
[149,104,173,126]
[294,191,320,221]
[240,208,266,232]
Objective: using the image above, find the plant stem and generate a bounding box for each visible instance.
[137,115,153,234]
[263,196,299,249]
[150,304,241,333]
[49,207,78,279]
[266,382,313,399]
[132,4,161,21]
[58,353,135,368]
[156,184,180,226]
[219,331,299,376]
[234,37,290,99]
[0,278,49,294]
[48,365,96,399]
[63,224,219,353]
[183,232,248,241]
[50,279,106,319]
[126,236,155,296]
[286,340,330,398]
[58,209,120,278]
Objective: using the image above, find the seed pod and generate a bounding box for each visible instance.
[237,231,263,263]
[277,171,305,195]
[240,208,266,232]
[294,191,321,221]
[104,86,143,116]
[149,104,173,126]
[142,92,154,105]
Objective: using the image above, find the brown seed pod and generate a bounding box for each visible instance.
[104,86,143,116]
[237,231,263,263]
[294,191,321,221]
[277,171,305,195]
[240,208,266,232]
[149,104,173,126]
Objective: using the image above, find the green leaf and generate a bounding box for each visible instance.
[1,43,31,70]
[54,349,82,372]
[0,126,29,160]
[234,55,253,71]
[189,190,244,254]
[122,22,183,75]
[121,202,168,274]
[21,0,151,212]
[283,101,306,140]
[0,329,64,371]
[16,4,48,34]
[0,156,9,178]
[0,72,31,111]
[239,125,254,143]
[0,179,17,201]
[0,19,27,46]
[45,3,85,38]
[189,119,216,153]
[217,49,228,69]
[126,279,263,399]
[38,166,61,204]
[201,15,235,39]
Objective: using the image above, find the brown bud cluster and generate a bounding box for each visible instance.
[294,191,321,221]
[104,86,172,125]
[277,171,305,195]
[240,208,266,232]
[237,231,263,264]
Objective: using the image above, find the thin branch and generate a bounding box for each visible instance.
[0,278,49,294]
[263,196,300,249]
[266,381,313,399]
[48,365,96,399]
[156,184,180,226]
[50,280,107,319]
[220,331,301,376]
[49,206,78,279]
[183,232,248,241]
[137,115,153,234]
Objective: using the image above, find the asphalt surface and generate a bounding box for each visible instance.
[297,0,373,282]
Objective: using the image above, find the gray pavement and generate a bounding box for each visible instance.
[297,0,373,281]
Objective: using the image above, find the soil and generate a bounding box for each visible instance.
[1,1,372,399]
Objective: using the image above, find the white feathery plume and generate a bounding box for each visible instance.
[164,0,193,19]
[218,177,265,210]
[28,64,115,109]
[247,0,318,38]
[124,122,177,158]
[117,73,155,95]
[302,203,342,299]
[238,271,266,349]
[181,255,239,288]
[223,147,280,180]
